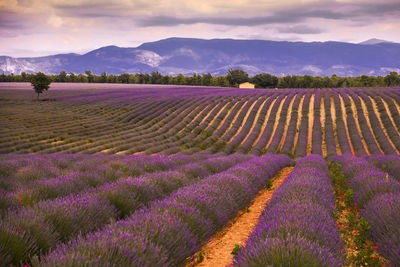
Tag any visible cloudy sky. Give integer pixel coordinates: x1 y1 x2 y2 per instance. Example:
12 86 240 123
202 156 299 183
1 0 400 57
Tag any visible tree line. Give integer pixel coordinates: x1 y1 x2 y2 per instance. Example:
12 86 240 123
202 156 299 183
1 69 400 88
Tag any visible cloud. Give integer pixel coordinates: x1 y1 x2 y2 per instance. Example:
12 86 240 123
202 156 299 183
52 2 127 18
0 0 399 57
0 9 26 29
138 15 302 27
138 1 400 27
277 25 325 34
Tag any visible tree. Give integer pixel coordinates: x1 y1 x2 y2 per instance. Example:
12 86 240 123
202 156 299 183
78 74 88 83
100 72 107 83
57 71 67 82
251 73 278 88
226 69 249 87
85 70 94 83
150 71 163 84
119 73 131 84
384 72 400 86
31 72 51 100
202 73 212 86
21 72 27 81
69 72 77 82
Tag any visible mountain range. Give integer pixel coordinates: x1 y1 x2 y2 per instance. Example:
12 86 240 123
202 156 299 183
1 38 399 76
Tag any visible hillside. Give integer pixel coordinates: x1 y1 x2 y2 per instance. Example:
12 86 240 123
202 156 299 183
1 38 400 76
1 83 400 158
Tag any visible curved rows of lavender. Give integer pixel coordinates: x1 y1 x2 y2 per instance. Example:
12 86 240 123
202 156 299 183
1 85 400 266
1 86 400 157
31 154 292 266
0 153 259 265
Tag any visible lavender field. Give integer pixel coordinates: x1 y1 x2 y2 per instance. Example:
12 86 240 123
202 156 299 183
1 83 400 157
0 83 399 266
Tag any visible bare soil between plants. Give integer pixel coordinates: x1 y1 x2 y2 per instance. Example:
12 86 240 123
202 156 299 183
186 166 294 267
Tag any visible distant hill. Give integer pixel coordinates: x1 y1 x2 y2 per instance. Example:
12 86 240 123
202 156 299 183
359 38 393 45
1 37 399 76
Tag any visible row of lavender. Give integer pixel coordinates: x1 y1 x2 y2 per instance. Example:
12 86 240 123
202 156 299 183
0 153 211 212
0 153 254 265
135 87 400 157
234 155 344 266
0 87 264 155
365 154 400 182
335 155 400 264
2 86 400 156
32 154 292 266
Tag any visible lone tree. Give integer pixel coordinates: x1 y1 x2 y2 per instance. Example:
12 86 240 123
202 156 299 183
31 72 51 100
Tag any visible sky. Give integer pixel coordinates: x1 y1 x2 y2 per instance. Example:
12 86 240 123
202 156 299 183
0 0 400 57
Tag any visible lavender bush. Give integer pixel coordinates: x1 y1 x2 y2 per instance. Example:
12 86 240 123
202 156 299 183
365 154 400 181
323 89 338 160
36 154 292 266
355 90 396 154
234 155 344 267
346 89 382 155
0 154 250 264
294 90 313 158
335 155 400 265
281 91 303 155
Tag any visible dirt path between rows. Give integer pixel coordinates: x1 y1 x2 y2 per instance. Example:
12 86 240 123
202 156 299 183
292 94 305 155
330 91 342 155
186 166 294 267
306 90 315 155
320 91 327 158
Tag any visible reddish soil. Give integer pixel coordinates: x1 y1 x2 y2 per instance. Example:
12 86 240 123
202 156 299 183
320 93 327 158
292 94 305 155
330 92 342 155
186 166 294 267
306 91 315 155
